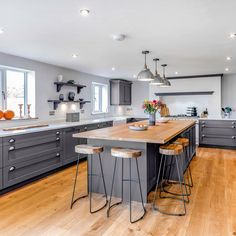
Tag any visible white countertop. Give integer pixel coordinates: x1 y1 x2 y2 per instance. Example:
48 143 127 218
199 116 236 121
0 116 140 137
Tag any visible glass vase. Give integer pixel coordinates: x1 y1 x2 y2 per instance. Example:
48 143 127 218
149 112 156 126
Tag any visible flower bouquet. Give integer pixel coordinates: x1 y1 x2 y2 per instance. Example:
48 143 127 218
142 99 162 126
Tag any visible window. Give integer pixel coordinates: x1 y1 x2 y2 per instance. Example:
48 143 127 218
92 82 108 114
0 66 35 118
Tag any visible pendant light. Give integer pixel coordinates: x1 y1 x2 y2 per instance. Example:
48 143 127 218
150 58 164 85
160 64 171 87
137 51 154 81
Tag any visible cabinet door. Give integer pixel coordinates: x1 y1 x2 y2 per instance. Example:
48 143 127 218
0 138 2 168
124 84 131 105
0 168 2 190
63 127 81 165
119 83 125 105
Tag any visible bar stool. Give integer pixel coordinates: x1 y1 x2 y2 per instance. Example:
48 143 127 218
152 144 188 216
107 147 146 223
172 137 193 190
70 144 108 213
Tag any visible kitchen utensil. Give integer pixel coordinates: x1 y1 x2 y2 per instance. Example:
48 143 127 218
68 92 75 101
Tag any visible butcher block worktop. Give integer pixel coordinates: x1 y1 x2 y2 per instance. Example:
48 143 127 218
73 120 196 144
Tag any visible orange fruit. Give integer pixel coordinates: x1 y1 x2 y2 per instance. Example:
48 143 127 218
0 110 3 119
4 110 15 120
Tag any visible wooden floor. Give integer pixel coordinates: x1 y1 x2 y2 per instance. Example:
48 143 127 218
1 147 236 236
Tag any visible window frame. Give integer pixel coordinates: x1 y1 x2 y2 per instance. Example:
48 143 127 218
91 82 108 114
0 66 31 116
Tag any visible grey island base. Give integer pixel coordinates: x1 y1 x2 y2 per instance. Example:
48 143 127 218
73 120 196 203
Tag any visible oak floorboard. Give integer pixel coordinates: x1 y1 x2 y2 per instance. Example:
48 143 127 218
0 147 236 236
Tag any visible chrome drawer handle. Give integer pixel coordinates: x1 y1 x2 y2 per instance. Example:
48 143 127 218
56 131 60 135
98 124 100 128
56 137 60 141
232 126 235 129
8 138 15 143
9 166 15 172
202 135 205 138
9 146 15 151
232 136 235 139
232 122 235 125
84 127 87 130
202 125 205 128
56 153 60 157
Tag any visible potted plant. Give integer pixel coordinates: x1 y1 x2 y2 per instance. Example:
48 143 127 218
142 99 162 126
222 107 233 119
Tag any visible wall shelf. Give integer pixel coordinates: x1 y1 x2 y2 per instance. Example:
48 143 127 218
155 91 214 96
48 100 91 110
54 82 86 93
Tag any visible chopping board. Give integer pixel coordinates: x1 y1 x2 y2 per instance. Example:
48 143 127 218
160 104 170 117
3 124 49 131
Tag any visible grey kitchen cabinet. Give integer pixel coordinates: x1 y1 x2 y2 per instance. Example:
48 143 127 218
2 130 63 188
63 121 113 165
0 138 2 168
110 79 132 105
0 168 2 190
0 139 3 190
199 120 236 148
63 126 81 165
3 130 62 167
0 121 114 191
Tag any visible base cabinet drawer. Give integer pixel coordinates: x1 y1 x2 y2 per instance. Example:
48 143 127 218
3 142 62 166
3 130 62 150
200 135 236 147
0 168 3 190
3 151 62 188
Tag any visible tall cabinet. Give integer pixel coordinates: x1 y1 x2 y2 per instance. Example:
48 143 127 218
110 79 132 105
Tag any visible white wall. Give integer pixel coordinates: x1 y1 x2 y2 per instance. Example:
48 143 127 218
126 81 149 117
222 74 236 118
149 76 222 117
0 52 126 126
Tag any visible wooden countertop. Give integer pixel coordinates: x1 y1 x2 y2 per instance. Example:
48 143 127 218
73 120 196 144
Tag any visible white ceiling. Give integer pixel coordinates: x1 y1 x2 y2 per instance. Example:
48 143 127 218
0 0 236 79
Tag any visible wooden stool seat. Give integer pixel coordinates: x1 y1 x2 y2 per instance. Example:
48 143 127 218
75 145 103 155
111 147 142 159
173 138 189 147
159 144 183 155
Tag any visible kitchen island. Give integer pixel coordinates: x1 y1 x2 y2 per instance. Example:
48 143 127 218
73 120 196 202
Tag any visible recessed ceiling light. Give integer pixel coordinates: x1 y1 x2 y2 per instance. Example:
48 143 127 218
225 67 229 72
72 54 78 58
175 72 179 75
229 33 236 38
226 56 231 61
80 8 90 16
112 34 126 41
0 28 4 34
111 67 115 71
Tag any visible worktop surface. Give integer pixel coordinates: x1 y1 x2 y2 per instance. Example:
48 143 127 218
0 116 130 137
73 120 196 144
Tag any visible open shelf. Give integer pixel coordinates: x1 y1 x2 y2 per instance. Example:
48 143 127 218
155 91 214 96
48 100 91 110
54 82 86 93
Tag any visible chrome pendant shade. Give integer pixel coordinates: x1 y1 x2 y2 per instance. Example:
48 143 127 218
150 58 164 85
160 64 171 87
137 51 154 81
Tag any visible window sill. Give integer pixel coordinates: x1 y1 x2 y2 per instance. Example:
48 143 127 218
91 112 109 115
0 117 39 122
